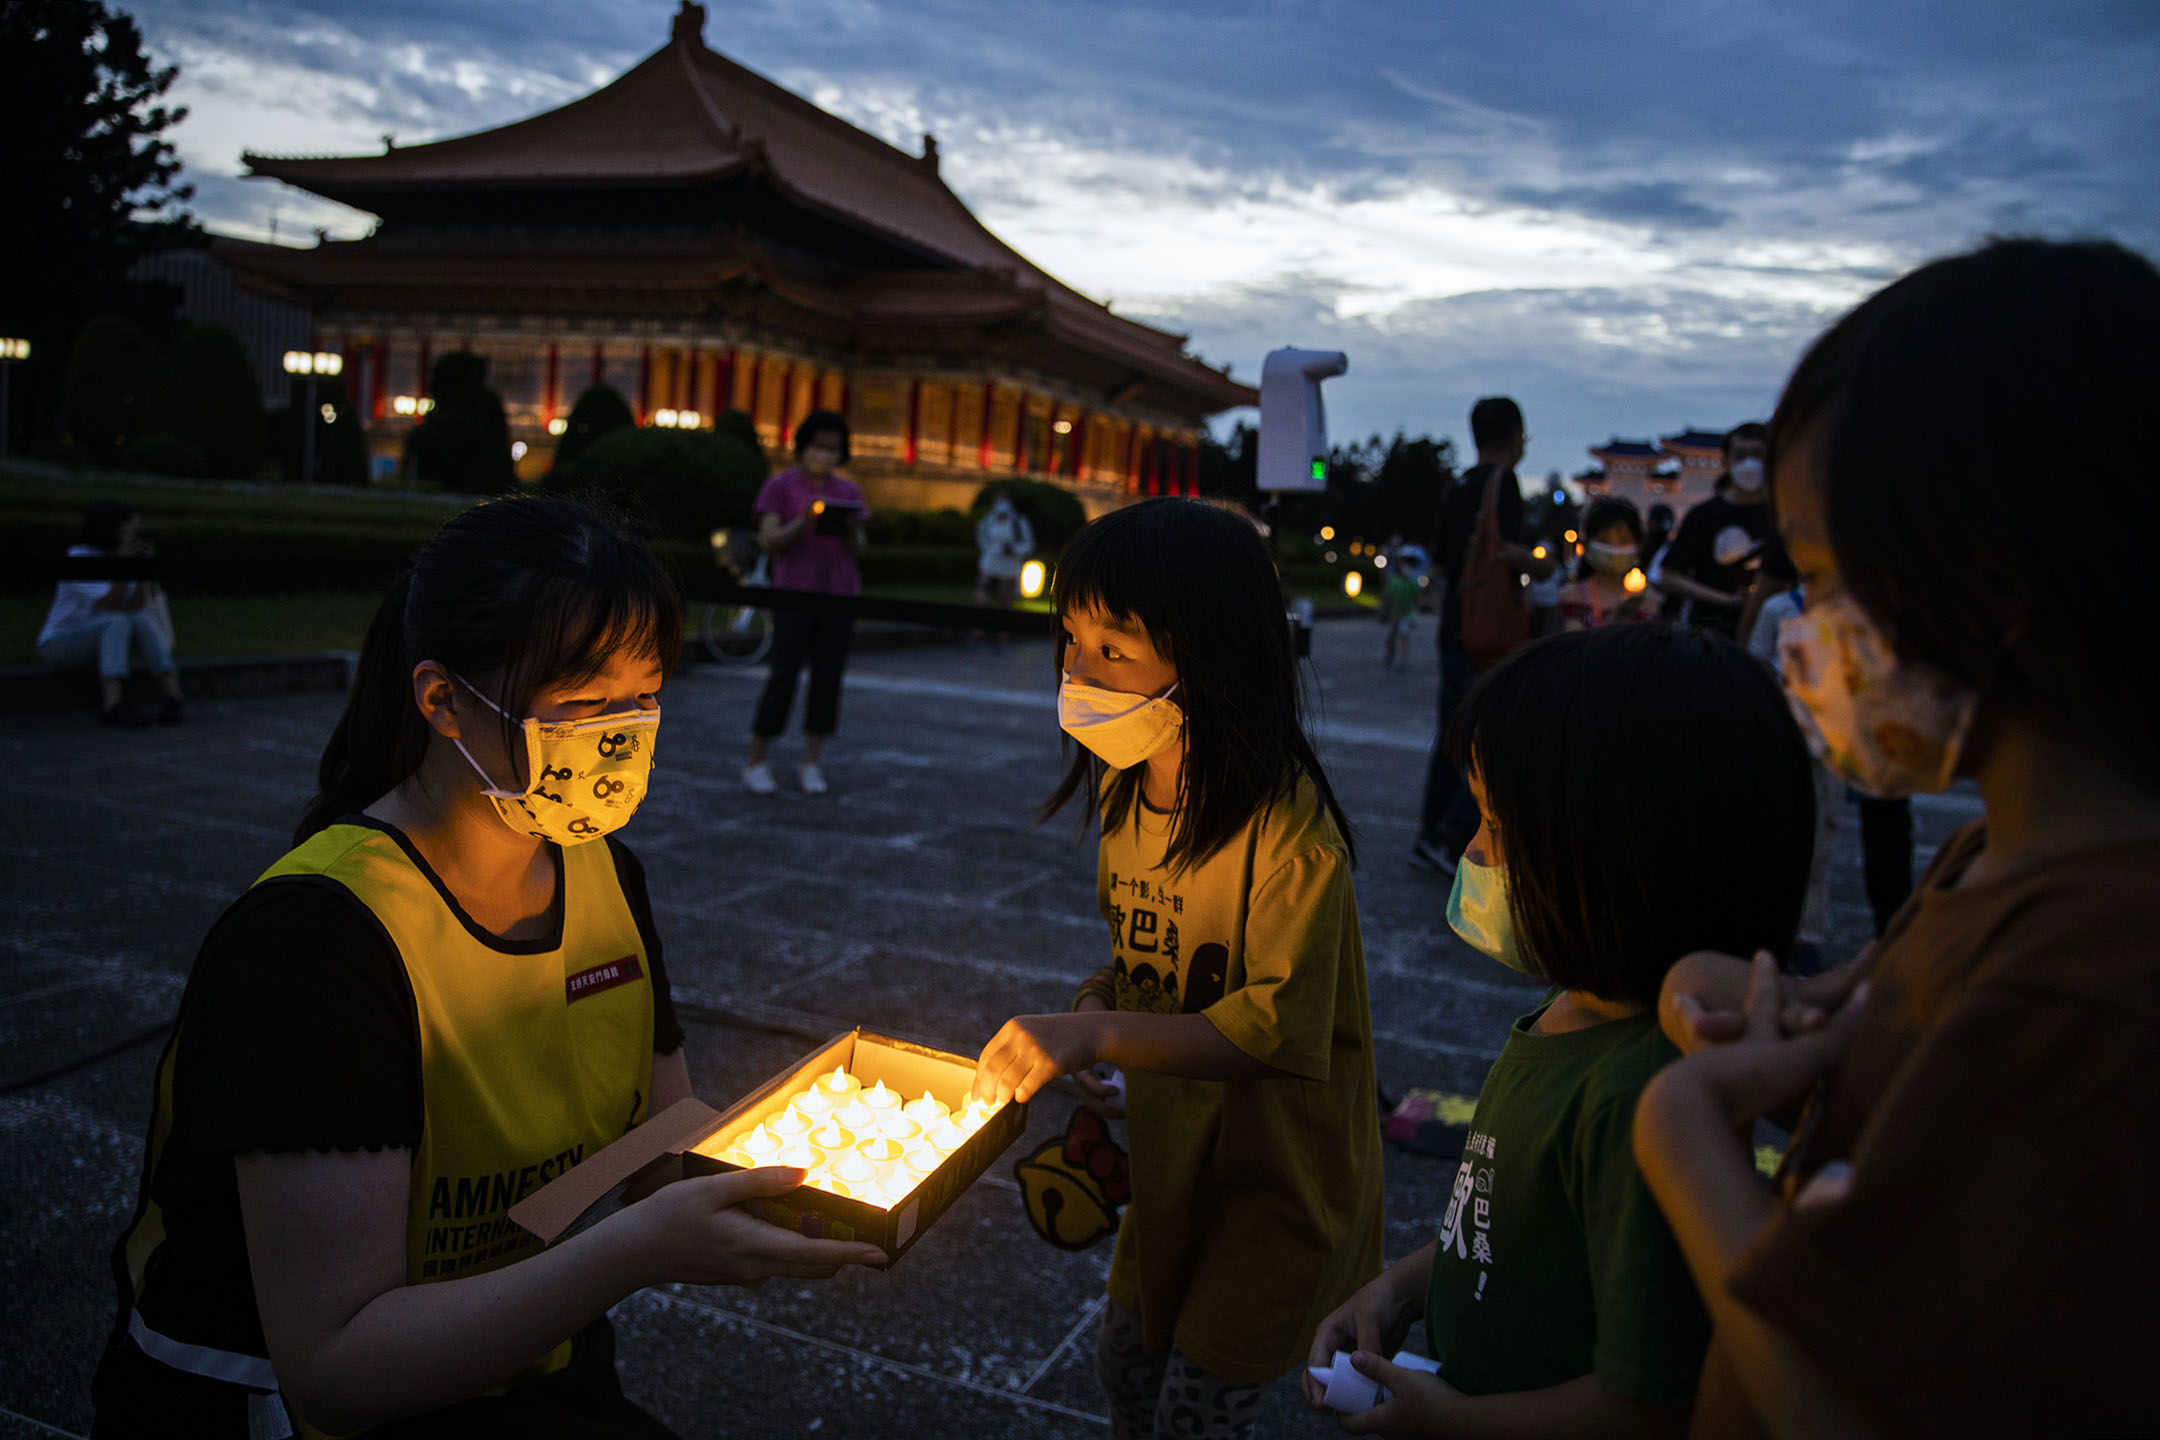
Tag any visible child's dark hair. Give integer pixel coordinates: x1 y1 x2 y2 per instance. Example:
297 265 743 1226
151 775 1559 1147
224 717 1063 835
297 495 682 842
793 409 850 465
1770 236 2160 787
80 501 137 552
1043 497 1354 872
1449 624 1813 1004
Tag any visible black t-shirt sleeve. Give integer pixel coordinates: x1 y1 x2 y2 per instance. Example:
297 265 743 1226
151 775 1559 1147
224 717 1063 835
1661 502 1717 580
174 880 425 1155
1757 527 1797 585
607 836 684 1056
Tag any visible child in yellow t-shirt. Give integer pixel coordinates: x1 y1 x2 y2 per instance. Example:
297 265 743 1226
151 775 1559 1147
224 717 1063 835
974 497 1385 1440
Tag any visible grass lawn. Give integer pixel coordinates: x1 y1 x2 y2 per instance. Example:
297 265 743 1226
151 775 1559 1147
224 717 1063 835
2 591 386 667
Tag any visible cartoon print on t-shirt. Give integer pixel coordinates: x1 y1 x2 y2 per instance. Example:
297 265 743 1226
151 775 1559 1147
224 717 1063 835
1108 872 1215 1016
1182 943 1229 1013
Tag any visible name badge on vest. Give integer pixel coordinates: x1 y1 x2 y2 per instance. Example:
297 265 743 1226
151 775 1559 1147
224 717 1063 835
566 953 645 1004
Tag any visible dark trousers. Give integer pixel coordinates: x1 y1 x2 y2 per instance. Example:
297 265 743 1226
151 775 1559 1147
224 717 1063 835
1857 795 1915 935
1418 646 1483 853
752 608 854 739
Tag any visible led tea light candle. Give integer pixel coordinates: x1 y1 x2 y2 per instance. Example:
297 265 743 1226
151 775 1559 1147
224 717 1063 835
828 1152 879 1189
925 1119 967 1155
865 1173 914 1209
813 1065 861 1099
814 1174 857 1200
808 1120 855 1154
768 1109 813 1140
773 1142 821 1171
861 1078 901 1112
956 1098 998 1133
790 1087 837 1119
735 1123 782 1163
856 1137 905 1176
874 1112 922 1143
833 1098 877 1130
902 1145 940 1181
901 1090 949 1124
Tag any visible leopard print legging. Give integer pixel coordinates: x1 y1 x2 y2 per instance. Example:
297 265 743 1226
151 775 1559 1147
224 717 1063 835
1094 1301 1262 1440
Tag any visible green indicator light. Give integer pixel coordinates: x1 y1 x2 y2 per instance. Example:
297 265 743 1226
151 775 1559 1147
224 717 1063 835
1310 459 1326 480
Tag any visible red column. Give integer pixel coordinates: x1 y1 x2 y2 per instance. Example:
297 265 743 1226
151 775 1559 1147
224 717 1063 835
636 345 651 424
778 360 797 441
1124 424 1141 493
944 382 960 466
1012 391 1029 472
904 378 921 465
979 381 995 468
370 342 388 420
741 352 761 433
542 343 560 426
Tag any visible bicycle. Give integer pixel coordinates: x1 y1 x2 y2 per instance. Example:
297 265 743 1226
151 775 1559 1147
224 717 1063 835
700 528 773 666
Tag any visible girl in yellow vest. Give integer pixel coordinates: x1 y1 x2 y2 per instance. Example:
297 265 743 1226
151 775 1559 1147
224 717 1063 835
92 497 885 1439
973 497 1386 1440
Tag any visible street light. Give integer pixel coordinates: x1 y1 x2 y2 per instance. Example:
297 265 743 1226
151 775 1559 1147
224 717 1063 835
284 350 343 484
0 336 28 462
1019 558 1047 600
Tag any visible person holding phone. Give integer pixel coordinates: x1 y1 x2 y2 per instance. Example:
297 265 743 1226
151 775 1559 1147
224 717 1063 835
37 500 186 726
743 410 867 797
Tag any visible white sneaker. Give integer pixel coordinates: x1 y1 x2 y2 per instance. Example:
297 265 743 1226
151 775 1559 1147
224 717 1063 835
741 762 777 795
798 763 829 795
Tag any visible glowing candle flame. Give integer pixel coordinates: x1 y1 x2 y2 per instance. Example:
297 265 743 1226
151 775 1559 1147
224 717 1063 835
956 1098 997 1133
834 1099 876 1130
874 1112 922 1142
902 1090 949 1123
816 1175 857 1199
774 1142 820 1170
903 1146 940 1178
769 1109 812 1139
857 1137 904 1167
808 1121 854 1153
1624 567 1648 594
925 1119 967 1154
738 1123 781 1157
862 1078 900 1111
829 1153 878 1185
791 1087 837 1118
817 1065 860 1097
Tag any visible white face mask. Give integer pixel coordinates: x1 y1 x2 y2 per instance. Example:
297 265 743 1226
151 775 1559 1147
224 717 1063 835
1776 594 1975 797
1058 674 1183 770
1587 541 1636 577
1730 457 1767 493
449 672 659 844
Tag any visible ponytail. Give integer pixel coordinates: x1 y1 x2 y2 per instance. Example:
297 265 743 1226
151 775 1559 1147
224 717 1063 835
296 570 433 843
292 496 681 845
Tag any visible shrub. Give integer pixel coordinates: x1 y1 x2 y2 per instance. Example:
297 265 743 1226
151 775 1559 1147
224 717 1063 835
713 408 767 471
541 424 766 546
858 545 979 587
551 384 635 471
866 507 974 547
62 313 154 466
273 375 369 486
128 431 209 478
138 324 264 478
972 477 1085 553
406 351 515 492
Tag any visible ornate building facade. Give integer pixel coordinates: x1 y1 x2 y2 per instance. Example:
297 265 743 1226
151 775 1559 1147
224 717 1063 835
1577 427 1731 516
217 3 1253 511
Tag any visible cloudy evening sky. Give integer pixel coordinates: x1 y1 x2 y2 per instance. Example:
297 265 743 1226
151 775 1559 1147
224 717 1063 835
129 0 2160 482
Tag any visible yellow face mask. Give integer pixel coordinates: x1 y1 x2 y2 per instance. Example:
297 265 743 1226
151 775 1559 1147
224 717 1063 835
449 672 658 844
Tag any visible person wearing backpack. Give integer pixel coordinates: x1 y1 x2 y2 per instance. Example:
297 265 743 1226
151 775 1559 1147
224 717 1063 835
1410 397 1554 877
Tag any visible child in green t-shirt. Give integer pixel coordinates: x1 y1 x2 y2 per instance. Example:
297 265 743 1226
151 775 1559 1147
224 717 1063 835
1306 623 1817 1435
1378 562 1421 669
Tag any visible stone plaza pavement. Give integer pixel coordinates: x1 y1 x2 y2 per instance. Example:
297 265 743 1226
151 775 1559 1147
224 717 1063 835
0 616 1980 1440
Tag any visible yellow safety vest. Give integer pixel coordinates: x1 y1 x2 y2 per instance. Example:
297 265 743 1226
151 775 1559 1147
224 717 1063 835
123 820 655 1437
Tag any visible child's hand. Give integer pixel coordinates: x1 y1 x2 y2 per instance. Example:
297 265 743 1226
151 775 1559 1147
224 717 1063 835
1304 1281 1418 1410
1663 944 1874 1055
973 1013 1106 1106
1337 1352 1458 1436
1073 1064 1126 1118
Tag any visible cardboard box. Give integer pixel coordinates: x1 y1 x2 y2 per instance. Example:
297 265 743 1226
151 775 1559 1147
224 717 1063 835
510 1028 1027 1263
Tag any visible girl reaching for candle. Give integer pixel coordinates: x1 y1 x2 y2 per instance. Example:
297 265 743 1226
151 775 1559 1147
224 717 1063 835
972 497 1385 1440
92 497 885 1440
1304 622 1818 1438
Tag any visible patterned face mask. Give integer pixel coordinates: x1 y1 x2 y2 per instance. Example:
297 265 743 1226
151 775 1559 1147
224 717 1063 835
448 671 659 844
1058 675 1184 771
1777 593 1975 798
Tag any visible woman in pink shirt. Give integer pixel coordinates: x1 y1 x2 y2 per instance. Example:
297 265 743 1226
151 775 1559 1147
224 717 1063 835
743 411 868 796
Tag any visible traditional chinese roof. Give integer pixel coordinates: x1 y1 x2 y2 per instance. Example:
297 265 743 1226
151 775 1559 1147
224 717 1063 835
1592 438 1662 458
1660 428 1729 451
235 2 1252 415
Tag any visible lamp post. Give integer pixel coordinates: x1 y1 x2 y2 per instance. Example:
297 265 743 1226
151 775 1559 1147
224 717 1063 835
282 349 344 483
0 337 28 462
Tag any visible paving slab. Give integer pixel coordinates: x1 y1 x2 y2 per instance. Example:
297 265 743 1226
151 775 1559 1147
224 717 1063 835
0 618 1975 1438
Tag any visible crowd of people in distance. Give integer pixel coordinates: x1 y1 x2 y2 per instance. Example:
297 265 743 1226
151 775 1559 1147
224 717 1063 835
81 233 2157 1440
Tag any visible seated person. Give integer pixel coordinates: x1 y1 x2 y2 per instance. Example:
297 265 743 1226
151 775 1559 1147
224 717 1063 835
37 501 183 726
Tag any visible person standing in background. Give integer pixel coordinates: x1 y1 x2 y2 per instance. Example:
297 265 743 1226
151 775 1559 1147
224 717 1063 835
743 411 866 797
1411 397 1554 876
1654 424 1777 638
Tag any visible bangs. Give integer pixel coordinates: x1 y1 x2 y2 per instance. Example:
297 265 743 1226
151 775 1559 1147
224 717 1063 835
495 520 683 716
1052 513 1178 661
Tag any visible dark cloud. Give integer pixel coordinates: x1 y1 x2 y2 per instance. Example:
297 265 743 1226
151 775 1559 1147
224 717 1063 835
1495 181 1729 231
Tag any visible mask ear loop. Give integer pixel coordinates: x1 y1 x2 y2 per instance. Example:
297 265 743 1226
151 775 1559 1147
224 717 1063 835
443 668 527 800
